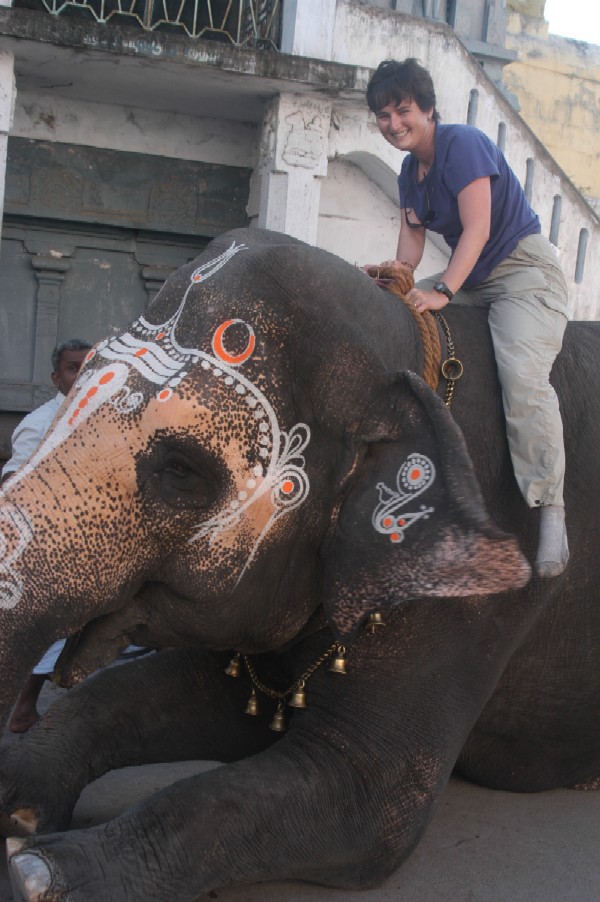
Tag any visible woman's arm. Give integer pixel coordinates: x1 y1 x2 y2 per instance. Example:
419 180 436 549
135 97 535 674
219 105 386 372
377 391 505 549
395 215 426 271
408 177 491 313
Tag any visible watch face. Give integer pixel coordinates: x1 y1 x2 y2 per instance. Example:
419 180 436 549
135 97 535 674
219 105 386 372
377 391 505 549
434 281 451 299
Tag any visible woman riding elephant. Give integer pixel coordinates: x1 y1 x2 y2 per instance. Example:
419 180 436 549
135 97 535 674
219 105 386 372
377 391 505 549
365 58 569 578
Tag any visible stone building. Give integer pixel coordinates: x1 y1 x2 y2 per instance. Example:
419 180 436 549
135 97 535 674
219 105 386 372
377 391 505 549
503 0 600 214
0 0 597 458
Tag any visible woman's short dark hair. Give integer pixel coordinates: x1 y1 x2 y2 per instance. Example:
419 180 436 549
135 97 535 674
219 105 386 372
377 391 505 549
366 59 440 122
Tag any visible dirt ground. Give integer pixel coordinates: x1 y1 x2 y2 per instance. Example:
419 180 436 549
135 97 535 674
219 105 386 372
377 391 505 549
1 682 599 902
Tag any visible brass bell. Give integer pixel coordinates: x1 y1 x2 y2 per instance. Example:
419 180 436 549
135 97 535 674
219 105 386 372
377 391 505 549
225 653 241 677
366 612 385 633
328 646 347 675
288 682 307 709
245 689 259 716
269 704 286 732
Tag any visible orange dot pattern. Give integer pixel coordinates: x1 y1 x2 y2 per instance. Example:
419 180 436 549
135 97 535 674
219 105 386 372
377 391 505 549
68 371 115 426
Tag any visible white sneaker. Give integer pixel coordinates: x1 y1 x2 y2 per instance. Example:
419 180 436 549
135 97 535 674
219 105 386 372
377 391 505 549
535 505 569 578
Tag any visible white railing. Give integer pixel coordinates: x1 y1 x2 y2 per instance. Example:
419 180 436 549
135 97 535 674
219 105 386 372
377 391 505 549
18 0 282 46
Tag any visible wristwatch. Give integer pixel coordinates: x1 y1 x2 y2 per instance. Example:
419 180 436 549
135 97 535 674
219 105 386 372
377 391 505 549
433 281 454 302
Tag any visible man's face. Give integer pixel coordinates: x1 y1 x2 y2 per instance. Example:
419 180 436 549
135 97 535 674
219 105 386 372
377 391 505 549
51 349 89 396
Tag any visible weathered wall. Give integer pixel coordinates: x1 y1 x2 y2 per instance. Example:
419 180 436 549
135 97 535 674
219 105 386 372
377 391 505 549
503 7 600 214
13 92 258 168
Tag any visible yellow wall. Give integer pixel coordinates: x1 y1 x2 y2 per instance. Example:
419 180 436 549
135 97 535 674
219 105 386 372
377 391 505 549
503 4 600 212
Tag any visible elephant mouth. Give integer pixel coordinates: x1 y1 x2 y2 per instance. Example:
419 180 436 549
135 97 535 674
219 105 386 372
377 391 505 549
53 596 154 687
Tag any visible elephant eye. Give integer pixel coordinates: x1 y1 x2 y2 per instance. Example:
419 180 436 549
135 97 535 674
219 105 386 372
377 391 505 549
136 435 225 512
157 452 220 504
163 459 193 477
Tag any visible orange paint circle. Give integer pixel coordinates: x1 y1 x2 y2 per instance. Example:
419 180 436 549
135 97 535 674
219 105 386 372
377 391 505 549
212 320 255 366
390 532 400 542
383 517 393 528
410 468 421 481
99 372 115 385
281 480 294 494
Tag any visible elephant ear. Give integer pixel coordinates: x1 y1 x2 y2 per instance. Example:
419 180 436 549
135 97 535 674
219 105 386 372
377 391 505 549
321 371 531 641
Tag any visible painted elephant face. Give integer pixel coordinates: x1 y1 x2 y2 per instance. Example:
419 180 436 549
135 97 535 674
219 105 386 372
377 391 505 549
0 229 529 702
0 239 334 658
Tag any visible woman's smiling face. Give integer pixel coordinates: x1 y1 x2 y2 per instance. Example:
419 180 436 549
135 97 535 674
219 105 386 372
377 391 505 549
375 97 435 158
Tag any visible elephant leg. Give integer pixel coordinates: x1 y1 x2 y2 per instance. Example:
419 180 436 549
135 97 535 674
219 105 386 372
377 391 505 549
0 648 278 837
6 730 445 902
6 603 524 902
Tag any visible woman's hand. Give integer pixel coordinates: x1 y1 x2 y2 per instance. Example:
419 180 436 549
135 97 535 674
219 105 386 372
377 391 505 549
406 287 449 313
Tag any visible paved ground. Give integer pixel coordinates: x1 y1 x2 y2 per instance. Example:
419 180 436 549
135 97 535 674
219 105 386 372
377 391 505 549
1 683 599 902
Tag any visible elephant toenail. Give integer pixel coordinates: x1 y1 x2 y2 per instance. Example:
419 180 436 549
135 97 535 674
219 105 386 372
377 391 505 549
9 851 53 901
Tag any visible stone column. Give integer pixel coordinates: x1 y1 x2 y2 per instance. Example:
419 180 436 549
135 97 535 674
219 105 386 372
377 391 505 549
249 93 331 246
0 50 16 235
31 255 72 405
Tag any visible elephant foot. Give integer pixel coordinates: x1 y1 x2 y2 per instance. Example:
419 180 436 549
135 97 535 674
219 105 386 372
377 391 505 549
0 737 80 836
4 824 150 902
7 843 57 902
0 808 39 838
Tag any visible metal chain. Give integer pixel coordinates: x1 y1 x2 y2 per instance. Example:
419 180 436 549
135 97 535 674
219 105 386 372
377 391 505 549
242 642 344 701
433 311 464 407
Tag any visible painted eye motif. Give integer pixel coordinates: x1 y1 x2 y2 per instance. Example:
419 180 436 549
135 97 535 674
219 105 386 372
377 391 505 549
212 320 255 367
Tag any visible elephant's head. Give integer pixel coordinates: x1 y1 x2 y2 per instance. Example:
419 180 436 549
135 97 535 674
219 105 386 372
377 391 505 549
0 229 529 725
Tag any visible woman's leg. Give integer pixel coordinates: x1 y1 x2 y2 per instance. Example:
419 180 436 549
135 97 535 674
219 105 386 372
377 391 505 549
482 239 568 575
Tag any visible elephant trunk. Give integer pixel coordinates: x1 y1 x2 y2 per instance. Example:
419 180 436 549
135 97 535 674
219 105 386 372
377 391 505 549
0 473 143 730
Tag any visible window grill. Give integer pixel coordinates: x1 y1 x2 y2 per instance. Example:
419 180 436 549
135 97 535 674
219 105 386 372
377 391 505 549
21 0 282 48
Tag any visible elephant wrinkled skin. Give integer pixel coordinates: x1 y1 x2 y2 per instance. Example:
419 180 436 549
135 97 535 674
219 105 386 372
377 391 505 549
0 229 598 902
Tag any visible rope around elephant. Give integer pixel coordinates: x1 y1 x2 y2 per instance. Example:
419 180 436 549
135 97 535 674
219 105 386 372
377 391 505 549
365 266 462 406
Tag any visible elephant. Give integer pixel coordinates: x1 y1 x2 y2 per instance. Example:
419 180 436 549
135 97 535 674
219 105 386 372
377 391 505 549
0 227 598 902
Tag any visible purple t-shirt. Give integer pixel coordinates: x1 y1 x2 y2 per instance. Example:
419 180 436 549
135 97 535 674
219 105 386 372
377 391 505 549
398 124 540 286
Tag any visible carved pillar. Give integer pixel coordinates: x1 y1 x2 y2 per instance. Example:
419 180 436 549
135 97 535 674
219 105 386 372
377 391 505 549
31 255 72 405
249 93 331 245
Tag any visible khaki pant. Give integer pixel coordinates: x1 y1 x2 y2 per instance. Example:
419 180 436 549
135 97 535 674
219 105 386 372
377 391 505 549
419 234 568 508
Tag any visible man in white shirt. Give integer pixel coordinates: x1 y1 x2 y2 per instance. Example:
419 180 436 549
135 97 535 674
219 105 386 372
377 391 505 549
1 339 92 482
2 338 92 731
